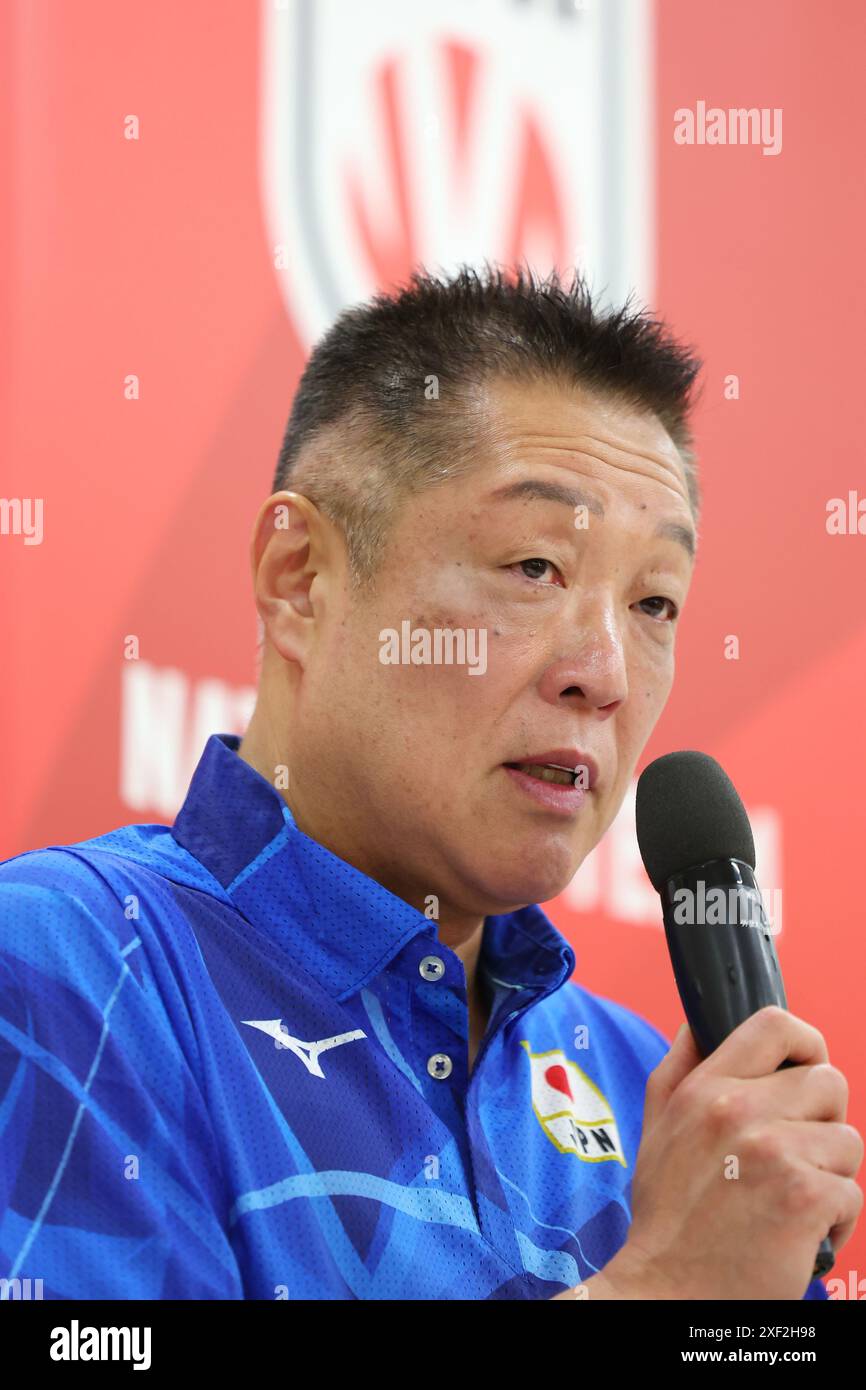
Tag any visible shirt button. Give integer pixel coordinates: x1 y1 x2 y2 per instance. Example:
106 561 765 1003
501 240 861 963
427 1053 453 1080
419 955 446 982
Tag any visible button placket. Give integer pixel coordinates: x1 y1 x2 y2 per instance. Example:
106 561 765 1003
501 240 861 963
418 954 456 1081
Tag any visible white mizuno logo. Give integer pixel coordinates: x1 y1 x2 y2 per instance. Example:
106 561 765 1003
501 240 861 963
241 1019 366 1078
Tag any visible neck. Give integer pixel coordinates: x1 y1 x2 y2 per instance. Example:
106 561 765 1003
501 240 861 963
238 718 492 1065
440 916 491 1072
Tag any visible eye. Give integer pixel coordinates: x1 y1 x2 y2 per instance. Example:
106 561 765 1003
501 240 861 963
511 558 565 586
636 596 679 623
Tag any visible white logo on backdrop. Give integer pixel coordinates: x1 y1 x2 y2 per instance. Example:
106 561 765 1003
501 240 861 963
260 0 655 345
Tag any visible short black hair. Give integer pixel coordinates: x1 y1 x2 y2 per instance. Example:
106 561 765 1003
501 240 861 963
273 263 703 584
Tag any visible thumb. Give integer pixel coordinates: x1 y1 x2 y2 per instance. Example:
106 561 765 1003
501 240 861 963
643 1021 703 1126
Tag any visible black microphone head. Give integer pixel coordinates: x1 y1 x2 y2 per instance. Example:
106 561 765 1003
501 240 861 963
635 750 756 891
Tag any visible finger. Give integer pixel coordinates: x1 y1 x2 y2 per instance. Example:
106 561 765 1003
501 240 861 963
739 1120 864 1182
821 1172 865 1255
698 1006 829 1080
643 1022 703 1125
732 1062 849 1126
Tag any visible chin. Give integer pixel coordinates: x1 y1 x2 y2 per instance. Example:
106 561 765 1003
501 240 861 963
471 849 581 915
479 880 571 914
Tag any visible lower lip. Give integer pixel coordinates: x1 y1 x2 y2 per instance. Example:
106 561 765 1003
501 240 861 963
502 765 589 815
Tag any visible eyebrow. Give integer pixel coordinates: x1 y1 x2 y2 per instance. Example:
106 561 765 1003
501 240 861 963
487 478 697 560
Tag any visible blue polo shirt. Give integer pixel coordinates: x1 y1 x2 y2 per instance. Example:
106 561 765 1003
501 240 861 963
0 734 827 1300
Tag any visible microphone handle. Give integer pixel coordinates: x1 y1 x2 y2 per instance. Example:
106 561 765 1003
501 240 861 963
661 857 834 1280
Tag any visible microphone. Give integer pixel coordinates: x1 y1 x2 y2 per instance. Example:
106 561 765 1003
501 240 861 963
635 749 834 1281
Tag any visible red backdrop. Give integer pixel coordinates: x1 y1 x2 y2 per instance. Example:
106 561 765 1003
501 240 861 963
3 0 864 1294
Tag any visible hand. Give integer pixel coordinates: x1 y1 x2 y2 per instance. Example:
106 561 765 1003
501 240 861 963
553 1008 863 1300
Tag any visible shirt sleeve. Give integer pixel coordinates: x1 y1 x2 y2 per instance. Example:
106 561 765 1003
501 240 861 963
0 869 242 1299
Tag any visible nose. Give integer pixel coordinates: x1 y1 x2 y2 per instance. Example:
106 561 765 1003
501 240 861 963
536 603 628 715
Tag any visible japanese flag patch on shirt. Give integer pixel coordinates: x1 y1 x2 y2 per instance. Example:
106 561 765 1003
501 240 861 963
521 1041 627 1166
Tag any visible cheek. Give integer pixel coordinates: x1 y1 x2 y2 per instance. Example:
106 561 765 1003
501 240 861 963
612 663 675 785
631 631 675 700
316 619 504 767
368 588 515 714
374 644 507 729
647 656 675 719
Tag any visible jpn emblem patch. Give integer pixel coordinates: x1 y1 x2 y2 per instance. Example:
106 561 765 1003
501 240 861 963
520 1042 627 1166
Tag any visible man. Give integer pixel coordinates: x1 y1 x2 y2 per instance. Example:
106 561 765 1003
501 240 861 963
0 268 859 1300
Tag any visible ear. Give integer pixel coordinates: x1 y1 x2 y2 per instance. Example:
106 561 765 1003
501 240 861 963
250 491 337 666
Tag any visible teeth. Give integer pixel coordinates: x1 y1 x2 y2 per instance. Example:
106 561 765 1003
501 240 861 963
518 762 576 786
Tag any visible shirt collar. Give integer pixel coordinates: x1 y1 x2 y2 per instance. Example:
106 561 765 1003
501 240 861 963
172 733 576 1002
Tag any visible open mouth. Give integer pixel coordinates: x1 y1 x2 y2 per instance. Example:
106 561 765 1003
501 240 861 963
503 761 582 787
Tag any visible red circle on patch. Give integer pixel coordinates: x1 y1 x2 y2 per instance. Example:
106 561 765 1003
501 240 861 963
544 1064 573 1100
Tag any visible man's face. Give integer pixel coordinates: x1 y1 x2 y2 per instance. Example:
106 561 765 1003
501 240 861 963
292 378 696 921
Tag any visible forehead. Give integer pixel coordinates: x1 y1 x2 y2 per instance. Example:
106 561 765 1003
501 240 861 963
474 375 692 513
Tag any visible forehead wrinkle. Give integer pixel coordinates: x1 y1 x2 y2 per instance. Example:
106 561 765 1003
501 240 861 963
503 428 691 505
